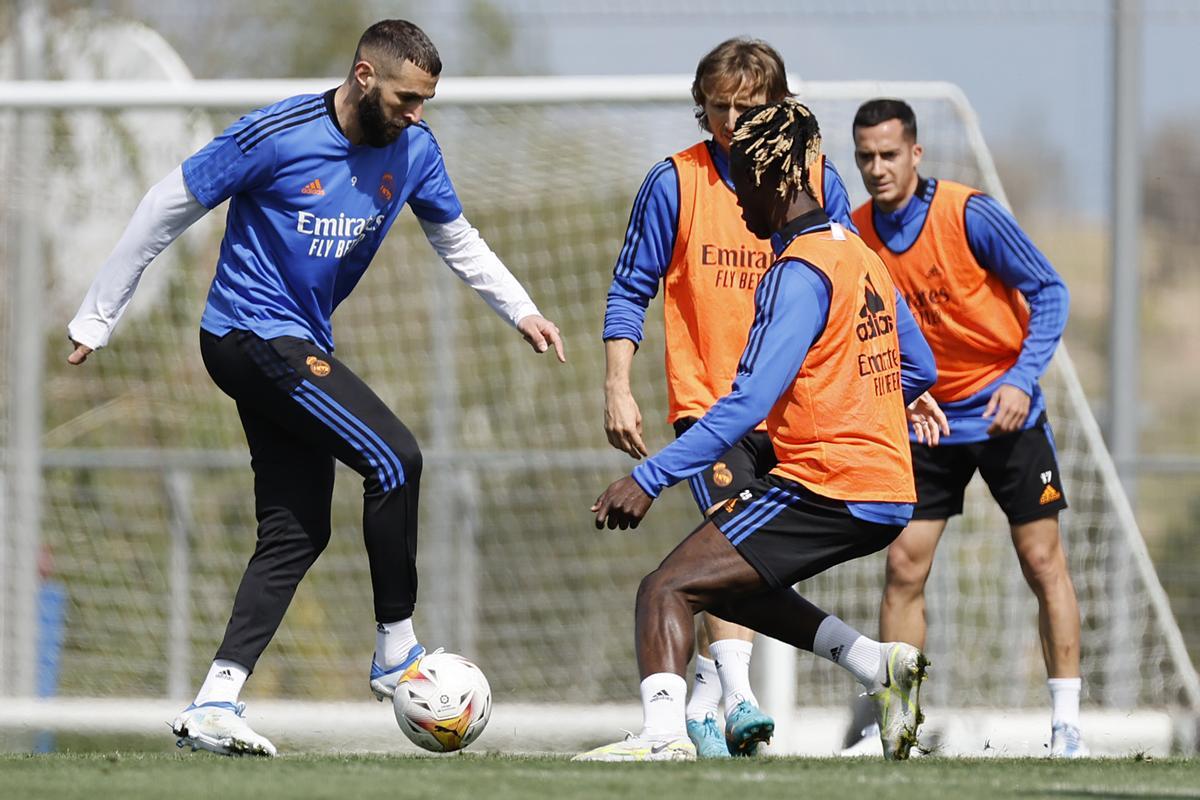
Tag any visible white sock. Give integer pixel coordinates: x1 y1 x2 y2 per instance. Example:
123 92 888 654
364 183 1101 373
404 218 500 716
685 655 722 722
375 617 419 668
1048 677 1082 727
813 615 882 687
708 639 759 714
193 659 248 707
640 673 688 738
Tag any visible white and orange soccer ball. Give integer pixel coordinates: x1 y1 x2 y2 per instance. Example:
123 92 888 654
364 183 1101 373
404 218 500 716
392 651 492 753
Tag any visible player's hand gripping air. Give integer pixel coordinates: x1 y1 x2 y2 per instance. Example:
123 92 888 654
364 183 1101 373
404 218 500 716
983 383 1031 435
517 314 566 362
907 391 950 446
592 475 653 530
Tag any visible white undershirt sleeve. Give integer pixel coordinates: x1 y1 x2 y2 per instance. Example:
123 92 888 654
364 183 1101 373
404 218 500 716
417 214 540 328
67 166 209 350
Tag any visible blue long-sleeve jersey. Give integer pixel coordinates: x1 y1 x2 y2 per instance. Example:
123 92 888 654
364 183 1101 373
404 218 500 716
868 178 1069 444
631 210 937 526
603 142 856 345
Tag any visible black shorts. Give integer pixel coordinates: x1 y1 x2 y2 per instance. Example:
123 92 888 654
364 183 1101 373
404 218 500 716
673 418 777 514
707 474 903 589
911 413 1068 524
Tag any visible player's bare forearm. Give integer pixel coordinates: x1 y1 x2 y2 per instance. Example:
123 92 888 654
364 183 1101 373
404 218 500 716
592 474 654 530
603 339 648 458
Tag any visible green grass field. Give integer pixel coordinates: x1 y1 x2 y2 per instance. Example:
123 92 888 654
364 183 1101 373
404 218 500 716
1 753 1197 800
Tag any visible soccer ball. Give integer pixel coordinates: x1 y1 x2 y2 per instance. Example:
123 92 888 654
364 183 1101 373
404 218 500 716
392 651 492 752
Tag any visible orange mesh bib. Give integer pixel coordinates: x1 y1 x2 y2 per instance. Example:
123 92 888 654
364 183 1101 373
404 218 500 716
664 142 826 422
765 225 915 503
852 180 1029 403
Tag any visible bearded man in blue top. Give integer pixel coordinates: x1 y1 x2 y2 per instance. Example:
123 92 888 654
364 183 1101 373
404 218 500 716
67 19 563 757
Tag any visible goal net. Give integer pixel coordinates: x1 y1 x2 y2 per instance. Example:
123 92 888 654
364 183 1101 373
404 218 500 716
1 75 1196 755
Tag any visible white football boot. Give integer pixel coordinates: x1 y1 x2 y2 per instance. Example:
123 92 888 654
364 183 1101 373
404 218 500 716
1049 722 1089 758
573 732 697 762
369 643 426 701
171 701 276 757
866 642 930 760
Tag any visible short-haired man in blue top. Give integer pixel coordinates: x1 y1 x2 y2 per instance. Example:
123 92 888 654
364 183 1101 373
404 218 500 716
67 19 563 756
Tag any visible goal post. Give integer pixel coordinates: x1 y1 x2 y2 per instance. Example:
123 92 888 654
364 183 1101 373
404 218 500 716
0 75 1195 756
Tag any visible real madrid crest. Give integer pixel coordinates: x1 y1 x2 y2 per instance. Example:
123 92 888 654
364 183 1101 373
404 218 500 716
306 355 331 377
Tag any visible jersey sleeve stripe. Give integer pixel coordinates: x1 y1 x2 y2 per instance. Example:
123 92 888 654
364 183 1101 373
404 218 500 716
614 160 673 279
238 109 329 154
967 196 1058 284
737 265 786 373
234 98 325 150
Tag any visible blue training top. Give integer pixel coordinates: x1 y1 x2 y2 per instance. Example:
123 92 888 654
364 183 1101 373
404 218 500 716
183 90 463 352
631 209 938 527
868 178 1070 444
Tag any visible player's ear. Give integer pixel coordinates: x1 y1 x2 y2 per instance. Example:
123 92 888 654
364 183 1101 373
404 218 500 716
911 141 924 168
353 59 377 93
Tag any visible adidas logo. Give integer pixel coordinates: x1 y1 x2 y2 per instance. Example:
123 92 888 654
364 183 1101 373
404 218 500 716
694 673 707 684
855 274 894 342
215 668 233 681
1039 485 1062 505
829 645 844 663
649 689 673 703
301 178 325 196
926 264 943 279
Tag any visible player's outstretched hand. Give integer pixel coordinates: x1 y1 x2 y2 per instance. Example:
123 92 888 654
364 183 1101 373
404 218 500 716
983 383 1030 436
517 315 566 362
592 475 653 530
604 388 648 459
907 391 950 446
67 339 93 366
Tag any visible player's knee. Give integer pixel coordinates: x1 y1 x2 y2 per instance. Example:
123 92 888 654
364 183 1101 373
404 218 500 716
885 544 932 593
396 439 422 484
636 568 691 608
1017 538 1067 587
258 507 330 558
374 434 421 491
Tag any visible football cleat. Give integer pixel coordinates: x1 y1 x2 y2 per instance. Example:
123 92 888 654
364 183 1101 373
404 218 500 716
573 732 697 762
1049 722 1089 758
867 642 929 761
369 643 426 701
171 701 276 757
724 699 774 756
686 713 731 759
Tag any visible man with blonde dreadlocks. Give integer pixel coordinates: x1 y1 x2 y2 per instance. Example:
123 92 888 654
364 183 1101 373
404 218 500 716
601 37 859 759
577 99 945 763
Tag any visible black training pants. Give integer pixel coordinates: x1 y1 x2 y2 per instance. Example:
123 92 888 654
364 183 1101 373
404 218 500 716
200 329 422 671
